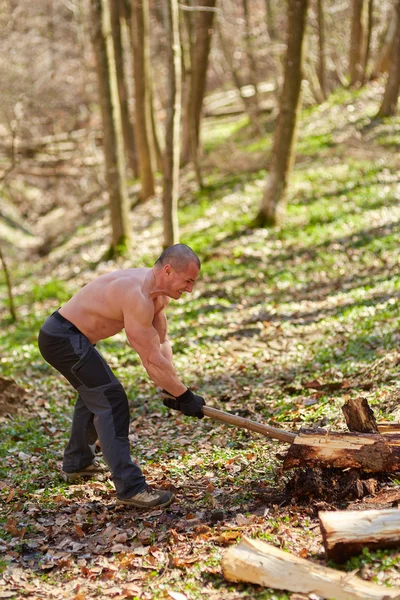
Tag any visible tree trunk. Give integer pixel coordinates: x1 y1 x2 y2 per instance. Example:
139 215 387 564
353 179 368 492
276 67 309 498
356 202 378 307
89 0 131 255
378 0 400 117
254 0 309 227
221 536 400 600
242 0 263 132
316 0 327 99
362 0 374 83
371 6 398 79
109 0 138 176
283 428 400 472
131 0 155 200
162 0 181 247
181 0 217 184
264 0 276 41
180 0 194 166
349 0 367 87
319 509 400 563
0 245 17 322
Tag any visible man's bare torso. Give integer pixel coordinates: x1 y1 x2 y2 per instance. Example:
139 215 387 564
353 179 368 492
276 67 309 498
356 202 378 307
59 268 166 344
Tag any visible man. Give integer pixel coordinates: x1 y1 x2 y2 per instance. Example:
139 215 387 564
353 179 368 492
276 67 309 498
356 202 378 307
38 244 205 509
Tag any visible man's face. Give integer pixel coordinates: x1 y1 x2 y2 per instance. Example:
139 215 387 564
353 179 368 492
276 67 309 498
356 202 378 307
165 262 200 299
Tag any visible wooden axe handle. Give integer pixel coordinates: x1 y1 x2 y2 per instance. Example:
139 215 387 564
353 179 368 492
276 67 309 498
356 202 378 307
203 406 296 443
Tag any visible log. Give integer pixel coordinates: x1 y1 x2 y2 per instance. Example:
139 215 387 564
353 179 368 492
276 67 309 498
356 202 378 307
283 429 400 472
319 509 400 562
378 423 400 434
342 398 379 433
221 536 400 600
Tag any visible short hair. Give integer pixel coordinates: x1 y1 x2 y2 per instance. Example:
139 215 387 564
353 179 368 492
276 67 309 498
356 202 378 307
154 244 201 271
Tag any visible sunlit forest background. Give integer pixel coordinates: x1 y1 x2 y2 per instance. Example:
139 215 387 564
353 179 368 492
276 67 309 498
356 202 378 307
1 1 400 599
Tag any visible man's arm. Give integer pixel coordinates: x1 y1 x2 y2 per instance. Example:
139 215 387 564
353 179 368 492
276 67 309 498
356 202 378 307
123 293 186 397
153 306 174 364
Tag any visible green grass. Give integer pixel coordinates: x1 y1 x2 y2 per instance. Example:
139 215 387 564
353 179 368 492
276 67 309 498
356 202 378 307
1 84 400 599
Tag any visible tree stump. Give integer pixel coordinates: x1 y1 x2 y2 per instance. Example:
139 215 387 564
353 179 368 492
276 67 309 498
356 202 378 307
342 398 379 433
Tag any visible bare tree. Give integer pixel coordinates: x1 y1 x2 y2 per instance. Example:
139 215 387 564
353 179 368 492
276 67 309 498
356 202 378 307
316 0 327 98
378 0 400 116
90 0 131 255
242 0 263 131
162 0 182 247
265 0 277 41
0 244 17 322
371 4 398 79
131 0 155 200
362 0 374 83
349 0 367 87
254 0 309 227
109 0 138 176
180 0 217 187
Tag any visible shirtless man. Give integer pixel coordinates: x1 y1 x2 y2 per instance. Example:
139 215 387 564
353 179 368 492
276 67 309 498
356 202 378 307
38 244 205 509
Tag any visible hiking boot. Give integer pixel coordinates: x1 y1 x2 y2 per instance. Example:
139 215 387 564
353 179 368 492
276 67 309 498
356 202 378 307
62 461 105 482
116 485 175 509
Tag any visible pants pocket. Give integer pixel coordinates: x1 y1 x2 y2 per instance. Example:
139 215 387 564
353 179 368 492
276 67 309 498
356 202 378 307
71 346 112 388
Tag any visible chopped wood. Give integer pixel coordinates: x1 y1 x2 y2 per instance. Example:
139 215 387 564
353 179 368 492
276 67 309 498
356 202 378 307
221 536 400 600
378 423 400 434
319 508 400 562
342 397 379 433
283 429 400 472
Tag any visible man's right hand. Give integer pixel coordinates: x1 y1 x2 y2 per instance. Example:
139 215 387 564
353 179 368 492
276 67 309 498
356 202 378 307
163 388 205 419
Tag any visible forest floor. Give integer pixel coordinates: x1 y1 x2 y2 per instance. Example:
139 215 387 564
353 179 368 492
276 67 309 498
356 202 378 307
1 82 400 599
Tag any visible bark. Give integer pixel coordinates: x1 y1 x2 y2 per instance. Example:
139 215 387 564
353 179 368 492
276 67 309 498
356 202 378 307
162 0 181 247
221 536 400 600
131 0 155 200
181 0 217 185
109 0 138 176
283 428 400 472
242 0 262 129
362 0 374 83
319 509 400 563
254 0 309 227
0 245 17 322
316 0 327 99
349 0 367 87
89 0 131 254
179 0 194 166
342 397 379 433
264 0 276 41
371 7 398 78
378 0 400 117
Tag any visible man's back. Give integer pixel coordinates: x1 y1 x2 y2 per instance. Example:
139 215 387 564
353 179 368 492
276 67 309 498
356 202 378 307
59 268 154 343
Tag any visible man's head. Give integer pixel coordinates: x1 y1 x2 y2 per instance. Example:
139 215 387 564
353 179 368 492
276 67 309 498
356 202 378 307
154 244 201 299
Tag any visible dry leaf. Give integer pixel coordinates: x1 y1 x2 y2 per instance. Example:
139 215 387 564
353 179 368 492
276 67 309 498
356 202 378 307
167 591 188 600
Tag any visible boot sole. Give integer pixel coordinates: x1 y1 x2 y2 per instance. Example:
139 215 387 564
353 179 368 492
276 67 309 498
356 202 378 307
116 492 175 509
61 470 104 482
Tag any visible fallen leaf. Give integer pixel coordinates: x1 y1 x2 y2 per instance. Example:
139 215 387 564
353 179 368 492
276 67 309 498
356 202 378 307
167 591 188 600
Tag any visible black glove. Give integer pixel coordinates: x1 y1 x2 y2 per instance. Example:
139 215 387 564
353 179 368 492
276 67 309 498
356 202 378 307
178 388 205 419
162 390 181 411
163 388 205 419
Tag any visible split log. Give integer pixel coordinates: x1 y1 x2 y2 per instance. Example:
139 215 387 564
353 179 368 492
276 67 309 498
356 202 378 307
319 509 400 562
221 536 400 600
378 423 400 434
342 398 379 433
283 429 400 472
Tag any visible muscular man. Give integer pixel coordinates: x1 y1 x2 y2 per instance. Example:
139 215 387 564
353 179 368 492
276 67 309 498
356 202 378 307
38 244 205 509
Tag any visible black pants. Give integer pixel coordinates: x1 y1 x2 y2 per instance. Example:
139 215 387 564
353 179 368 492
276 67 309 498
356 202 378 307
38 311 146 499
